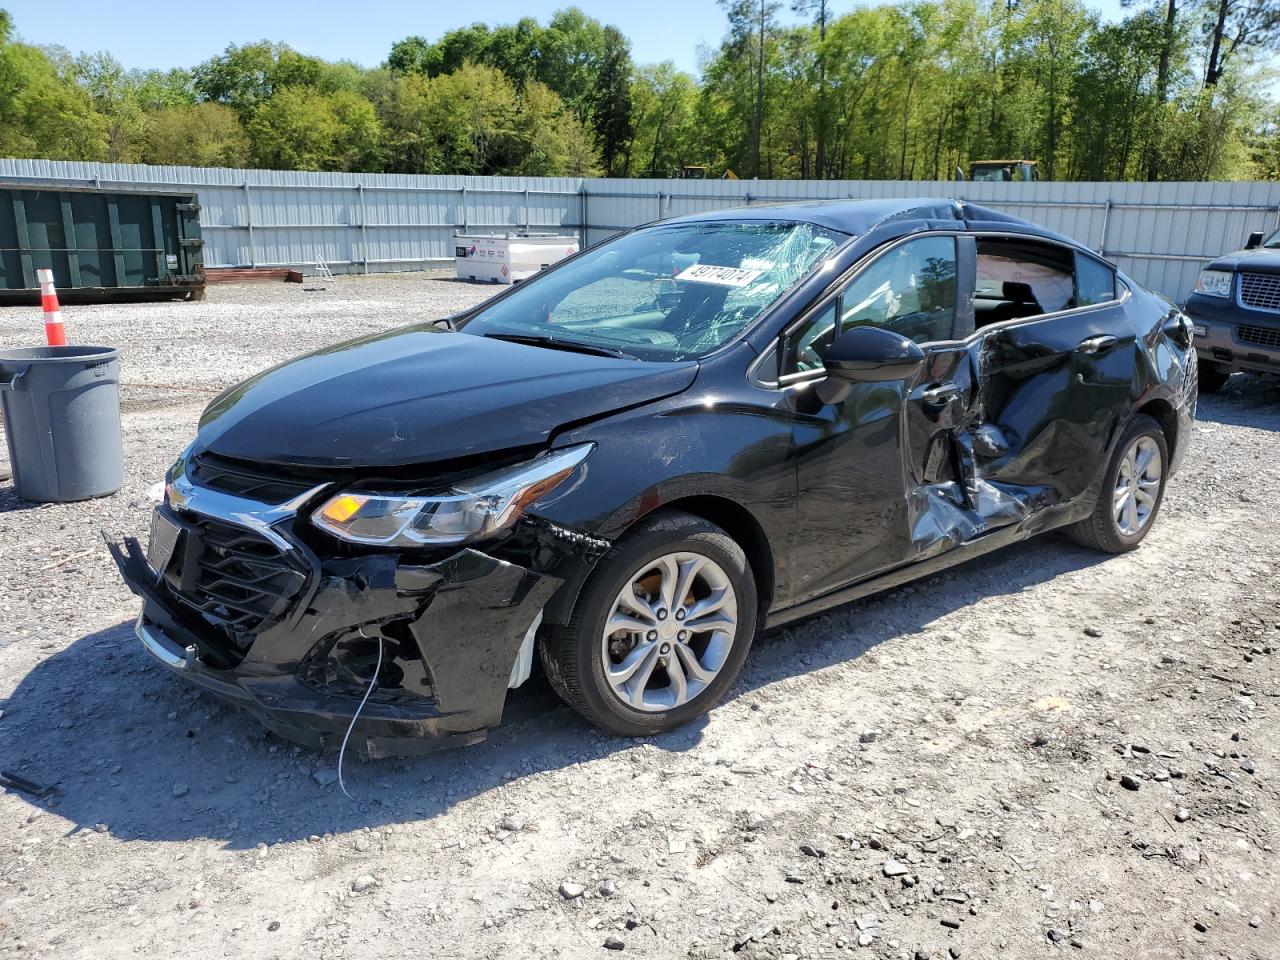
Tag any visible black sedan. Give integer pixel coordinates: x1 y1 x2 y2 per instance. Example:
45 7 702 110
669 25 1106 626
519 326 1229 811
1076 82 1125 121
110 198 1197 756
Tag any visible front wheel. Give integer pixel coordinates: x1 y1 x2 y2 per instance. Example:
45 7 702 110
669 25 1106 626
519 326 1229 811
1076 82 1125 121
1066 413 1169 554
540 511 757 737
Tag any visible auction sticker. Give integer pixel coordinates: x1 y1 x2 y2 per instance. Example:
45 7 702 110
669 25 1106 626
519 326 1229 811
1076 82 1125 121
675 264 764 287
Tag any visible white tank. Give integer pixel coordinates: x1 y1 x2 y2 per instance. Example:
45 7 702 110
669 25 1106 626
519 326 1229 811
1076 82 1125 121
454 233 581 285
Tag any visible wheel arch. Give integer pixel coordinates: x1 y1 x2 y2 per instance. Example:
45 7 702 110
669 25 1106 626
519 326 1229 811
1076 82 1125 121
539 494 777 631
1134 396 1179 462
656 495 776 619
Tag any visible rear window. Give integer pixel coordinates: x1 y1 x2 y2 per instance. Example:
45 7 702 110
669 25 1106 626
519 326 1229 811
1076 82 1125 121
1076 254 1116 306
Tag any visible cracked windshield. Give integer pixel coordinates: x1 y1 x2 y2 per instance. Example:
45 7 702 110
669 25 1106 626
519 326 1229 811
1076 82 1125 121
461 221 845 360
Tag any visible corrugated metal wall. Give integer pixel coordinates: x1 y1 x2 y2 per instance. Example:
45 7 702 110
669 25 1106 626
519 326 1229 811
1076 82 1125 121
5 158 1280 302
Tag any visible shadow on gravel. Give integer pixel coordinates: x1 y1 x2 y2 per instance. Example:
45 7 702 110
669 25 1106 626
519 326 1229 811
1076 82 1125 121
1 532 1107 850
0 487 45 513
1195 374 1280 431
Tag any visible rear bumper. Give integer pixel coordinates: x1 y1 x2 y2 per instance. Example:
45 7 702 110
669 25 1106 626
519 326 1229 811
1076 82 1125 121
1185 294 1280 375
108 533 562 757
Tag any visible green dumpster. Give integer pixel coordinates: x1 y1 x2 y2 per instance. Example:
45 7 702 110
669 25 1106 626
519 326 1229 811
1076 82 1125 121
0 181 205 304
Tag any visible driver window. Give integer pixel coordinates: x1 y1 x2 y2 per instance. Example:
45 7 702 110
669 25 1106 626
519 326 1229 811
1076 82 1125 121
839 236 956 345
782 237 957 377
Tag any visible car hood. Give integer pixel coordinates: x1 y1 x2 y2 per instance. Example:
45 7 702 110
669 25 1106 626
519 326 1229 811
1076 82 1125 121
1205 246 1280 273
193 325 698 469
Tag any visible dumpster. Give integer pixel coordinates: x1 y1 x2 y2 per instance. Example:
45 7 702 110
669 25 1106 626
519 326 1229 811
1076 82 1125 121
454 233 580 284
0 345 123 502
0 181 205 304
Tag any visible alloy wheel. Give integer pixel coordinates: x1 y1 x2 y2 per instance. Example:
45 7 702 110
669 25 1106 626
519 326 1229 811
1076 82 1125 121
600 552 738 712
1112 436 1162 536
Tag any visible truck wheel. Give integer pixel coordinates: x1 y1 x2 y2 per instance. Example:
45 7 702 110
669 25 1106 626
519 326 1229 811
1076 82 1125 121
1067 414 1169 554
1197 359 1229 394
540 511 757 737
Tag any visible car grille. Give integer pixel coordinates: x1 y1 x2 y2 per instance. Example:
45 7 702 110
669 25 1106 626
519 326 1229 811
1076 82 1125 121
169 515 308 642
1238 273 1280 311
190 452 321 504
1238 324 1280 349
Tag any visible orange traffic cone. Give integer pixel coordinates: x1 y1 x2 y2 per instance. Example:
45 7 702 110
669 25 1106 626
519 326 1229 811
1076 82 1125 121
37 268 67 346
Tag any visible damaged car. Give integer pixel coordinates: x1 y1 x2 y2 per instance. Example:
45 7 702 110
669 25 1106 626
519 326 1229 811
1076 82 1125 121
109 198 1197 757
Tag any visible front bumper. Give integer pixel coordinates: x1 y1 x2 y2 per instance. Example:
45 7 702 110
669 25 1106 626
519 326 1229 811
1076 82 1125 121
108 531 562 757
1185 293 1280 375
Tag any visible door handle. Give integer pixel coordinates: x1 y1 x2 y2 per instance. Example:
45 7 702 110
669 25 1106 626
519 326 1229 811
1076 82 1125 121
920 383 961 404
1076 334 1118 354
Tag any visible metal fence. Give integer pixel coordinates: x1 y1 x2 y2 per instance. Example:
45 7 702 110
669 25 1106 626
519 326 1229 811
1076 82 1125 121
5 158 1280 302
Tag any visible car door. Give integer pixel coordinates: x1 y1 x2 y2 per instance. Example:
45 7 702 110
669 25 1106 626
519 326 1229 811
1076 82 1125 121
785 233 983 604
966 245 1134 520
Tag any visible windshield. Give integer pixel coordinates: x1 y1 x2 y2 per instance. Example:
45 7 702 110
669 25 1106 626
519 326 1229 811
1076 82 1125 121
459 220 845 360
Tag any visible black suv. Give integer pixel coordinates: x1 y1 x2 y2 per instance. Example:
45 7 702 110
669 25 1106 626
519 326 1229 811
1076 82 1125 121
1184 228 1280 392
110 199 1197 756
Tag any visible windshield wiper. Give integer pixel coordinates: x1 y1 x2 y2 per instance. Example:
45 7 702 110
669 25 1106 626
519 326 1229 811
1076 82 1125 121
482 332 633 360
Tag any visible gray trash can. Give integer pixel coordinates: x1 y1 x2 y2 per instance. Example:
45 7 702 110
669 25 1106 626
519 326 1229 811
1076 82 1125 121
0 345 123 502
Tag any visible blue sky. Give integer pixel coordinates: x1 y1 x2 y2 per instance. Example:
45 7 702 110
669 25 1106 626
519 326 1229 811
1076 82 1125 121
6 0 1129 75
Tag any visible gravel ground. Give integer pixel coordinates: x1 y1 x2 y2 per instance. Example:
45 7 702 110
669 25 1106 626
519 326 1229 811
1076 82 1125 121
1 276 1278 960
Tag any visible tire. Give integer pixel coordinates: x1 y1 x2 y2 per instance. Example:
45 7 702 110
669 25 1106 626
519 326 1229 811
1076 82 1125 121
540 510 758 737
1197 359 1230 394
1066 413 1169 554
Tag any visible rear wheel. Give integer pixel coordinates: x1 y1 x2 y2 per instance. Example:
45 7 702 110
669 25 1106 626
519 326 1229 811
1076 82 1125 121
1197 359 1230 394
1066 414 1168 554
540 511 757 737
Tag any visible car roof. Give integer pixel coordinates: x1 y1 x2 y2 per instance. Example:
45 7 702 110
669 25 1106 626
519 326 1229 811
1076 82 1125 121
661 197 1071 244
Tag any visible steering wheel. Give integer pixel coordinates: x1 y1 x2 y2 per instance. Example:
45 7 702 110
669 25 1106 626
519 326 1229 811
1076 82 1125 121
649 277 682 315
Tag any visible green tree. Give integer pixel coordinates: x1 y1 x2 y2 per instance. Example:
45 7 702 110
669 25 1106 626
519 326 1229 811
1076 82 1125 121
718 0 783 177
193 41 324 118
0 13 106 160
74 51 146 161
143 101 250 167
515 79 601 175
245 86 380 171
628 63 699 175
591 27 634 176
396 62 521 175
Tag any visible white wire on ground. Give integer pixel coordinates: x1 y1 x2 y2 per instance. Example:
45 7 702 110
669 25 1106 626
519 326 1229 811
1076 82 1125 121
337 631 383 801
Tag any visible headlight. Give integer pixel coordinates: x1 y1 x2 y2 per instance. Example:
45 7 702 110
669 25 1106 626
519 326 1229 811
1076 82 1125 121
311 444 593 547
1193 270 1233 298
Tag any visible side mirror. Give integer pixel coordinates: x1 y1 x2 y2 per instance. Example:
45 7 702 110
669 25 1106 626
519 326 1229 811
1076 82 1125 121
814 326 927 404
1246 230 1265 249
